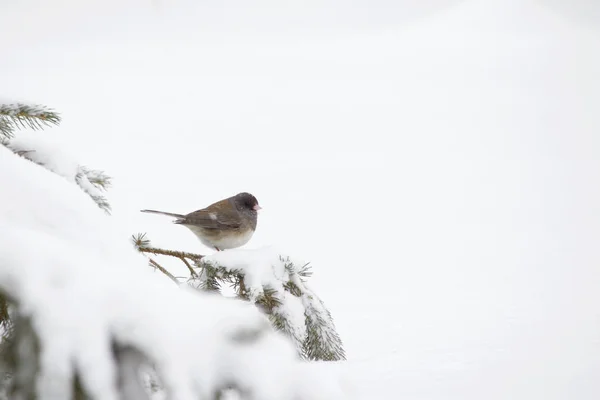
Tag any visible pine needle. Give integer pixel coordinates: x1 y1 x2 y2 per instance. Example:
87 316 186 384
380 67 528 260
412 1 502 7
0 104 60 139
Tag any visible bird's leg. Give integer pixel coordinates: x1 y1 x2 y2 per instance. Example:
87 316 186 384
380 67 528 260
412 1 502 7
214 246 221 252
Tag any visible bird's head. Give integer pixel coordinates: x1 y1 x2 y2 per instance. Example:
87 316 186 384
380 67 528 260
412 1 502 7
233 192 261 213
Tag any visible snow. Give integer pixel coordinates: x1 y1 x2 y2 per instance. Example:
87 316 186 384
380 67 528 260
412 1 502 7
194 249 311 350
193 248 345 361
0 145 346 398
2 0 600 398
275 290 308 345
199 248 298 301
6 132 80 181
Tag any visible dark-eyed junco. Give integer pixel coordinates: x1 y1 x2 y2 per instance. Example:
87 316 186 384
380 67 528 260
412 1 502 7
141 192 261 251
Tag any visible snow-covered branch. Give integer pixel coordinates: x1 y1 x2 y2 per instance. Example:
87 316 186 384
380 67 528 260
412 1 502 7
131 234 347 362
188 251 347 362
5 132 112 214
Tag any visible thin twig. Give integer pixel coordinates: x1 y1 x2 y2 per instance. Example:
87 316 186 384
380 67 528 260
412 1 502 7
179 257 198 277
138 246 204 262
237 276 249 300
139 246 201 277
149 258 179 285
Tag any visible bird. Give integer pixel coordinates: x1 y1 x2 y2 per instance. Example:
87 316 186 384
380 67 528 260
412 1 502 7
141 192 261 251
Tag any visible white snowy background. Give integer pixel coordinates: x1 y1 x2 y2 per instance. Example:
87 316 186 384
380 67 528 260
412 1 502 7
2 0 600 398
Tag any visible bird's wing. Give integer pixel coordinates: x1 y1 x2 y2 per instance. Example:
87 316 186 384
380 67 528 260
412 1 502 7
178 198 242 229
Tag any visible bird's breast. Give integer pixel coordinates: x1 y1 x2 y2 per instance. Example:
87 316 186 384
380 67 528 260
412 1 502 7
212 228 255 249
186 225 255 250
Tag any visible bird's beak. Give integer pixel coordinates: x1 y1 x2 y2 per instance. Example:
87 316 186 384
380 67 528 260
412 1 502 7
253 204 262 211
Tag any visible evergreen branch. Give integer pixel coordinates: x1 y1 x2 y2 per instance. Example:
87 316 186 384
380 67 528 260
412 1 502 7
278 257 345 360
234 275 250 300
190 260 243 293
179 257 197 278
0 104 60 138
255 287 282 312
283 281 302 297
77 167 112 191
194 267 222 292
131 233 151 249
138 246 204 263
301 293 346 361
0 118 11 139
74 167 112 214
132 235 201 278
297 262 313 279
280 256 312 281
148 258 179 285
7 145 113 215
186 256 346 361
85 193 111 214
256 286 307 354
133 239 346 360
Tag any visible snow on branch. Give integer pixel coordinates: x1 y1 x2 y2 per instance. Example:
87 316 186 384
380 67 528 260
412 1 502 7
0 103 60 139
75 166 113 213
0 101 110 214
5 132 112 214
131 235 347 362
186 249 347 362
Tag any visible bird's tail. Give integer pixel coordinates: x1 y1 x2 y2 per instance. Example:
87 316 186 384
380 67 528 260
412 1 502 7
140 209 185 219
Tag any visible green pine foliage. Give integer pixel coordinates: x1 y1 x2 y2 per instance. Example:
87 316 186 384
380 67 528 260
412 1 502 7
0 103 60 140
